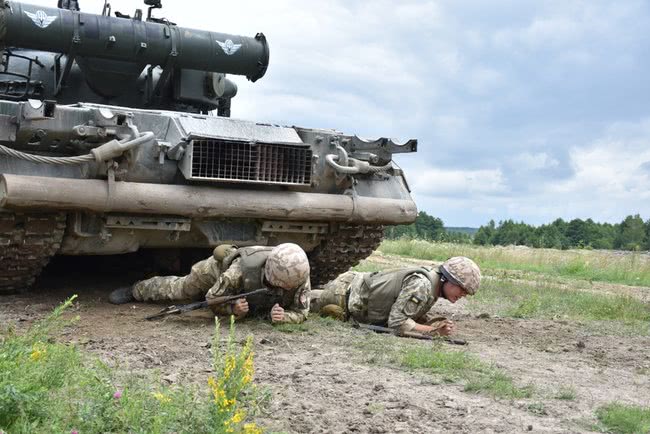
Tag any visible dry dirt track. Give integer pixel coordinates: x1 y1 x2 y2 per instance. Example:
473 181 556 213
1 256 650 434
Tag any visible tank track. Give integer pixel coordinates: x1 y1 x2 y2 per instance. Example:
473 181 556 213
0 212 66 294
308 224 384 287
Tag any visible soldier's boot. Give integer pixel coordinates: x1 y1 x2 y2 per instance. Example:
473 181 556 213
319 304 346 321
109 286 135 305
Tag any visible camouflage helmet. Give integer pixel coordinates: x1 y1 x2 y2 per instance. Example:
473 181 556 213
213 244 237 262
264 243 310 290
439 256 481 295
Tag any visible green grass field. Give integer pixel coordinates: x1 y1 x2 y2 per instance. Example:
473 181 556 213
380 239 650 287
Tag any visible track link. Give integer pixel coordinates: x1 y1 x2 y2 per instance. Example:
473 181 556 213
0 212 66 294
308 224 384 286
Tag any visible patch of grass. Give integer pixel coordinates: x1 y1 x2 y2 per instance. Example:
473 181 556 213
635 367 650 376
554 386 577 400
464 369 534 399
352 261 384 272
310 314 348 330
358 336 533 399
526 402 548 416
273 323 312 334
366 403 384 415
467 279 650 331
401 346 476 382
355 333 395 366
596 403 650 434
0 297 266 434
379 239 650 287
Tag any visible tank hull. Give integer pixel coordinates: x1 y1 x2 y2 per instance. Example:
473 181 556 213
0 101 417 290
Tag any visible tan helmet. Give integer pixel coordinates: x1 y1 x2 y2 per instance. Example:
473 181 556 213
440 256 481 295
264 243 310 290
213 244 236 262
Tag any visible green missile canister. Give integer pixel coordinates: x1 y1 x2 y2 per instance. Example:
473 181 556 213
0 1 269 82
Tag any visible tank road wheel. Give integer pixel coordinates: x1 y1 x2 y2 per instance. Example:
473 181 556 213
308 224 384 286
0 212 66 294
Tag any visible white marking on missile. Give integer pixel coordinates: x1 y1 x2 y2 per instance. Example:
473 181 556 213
24 10 57 29
216 39 242 56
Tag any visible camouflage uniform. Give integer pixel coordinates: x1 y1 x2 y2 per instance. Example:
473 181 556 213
205 254 310 324
133 245 310 324
133 256 222 302
313 267 442 333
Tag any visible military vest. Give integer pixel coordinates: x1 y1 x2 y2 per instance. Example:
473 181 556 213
224 246 283 315
362 267 439 324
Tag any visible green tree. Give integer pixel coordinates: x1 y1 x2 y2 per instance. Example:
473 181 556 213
473 220 496 245
615 214 646 250
385 211 445 240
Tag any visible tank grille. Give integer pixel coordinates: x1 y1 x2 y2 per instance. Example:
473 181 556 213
186 139 312 185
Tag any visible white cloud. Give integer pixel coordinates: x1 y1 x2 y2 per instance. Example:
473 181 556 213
411 166 508 197
510 152 559 171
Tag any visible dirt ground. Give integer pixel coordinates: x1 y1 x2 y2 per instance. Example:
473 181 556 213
1 254 649 433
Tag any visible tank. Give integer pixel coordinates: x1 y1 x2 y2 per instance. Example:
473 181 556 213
0 0 417 293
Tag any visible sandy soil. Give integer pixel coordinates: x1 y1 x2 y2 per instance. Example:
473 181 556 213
1 256 649 434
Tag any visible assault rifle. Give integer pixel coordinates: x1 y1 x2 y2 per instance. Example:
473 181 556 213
353 322 468 345
145 288 270 320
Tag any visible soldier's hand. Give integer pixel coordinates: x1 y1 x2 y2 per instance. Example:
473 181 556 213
435 320 456 336
232 298 249 317
270 303 285 323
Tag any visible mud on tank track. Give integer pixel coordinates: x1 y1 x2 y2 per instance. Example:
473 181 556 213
0 212 66 294
308 224 383 286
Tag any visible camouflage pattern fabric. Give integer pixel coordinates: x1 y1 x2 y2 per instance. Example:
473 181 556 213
385 273 438 332
133 256 222 302
207 258 310 324
442 256 481 294
315 270 439 332
310 271 355 312
133 249 310 324
264 243 311 290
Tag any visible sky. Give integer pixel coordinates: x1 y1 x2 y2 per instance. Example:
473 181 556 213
25 0 650 227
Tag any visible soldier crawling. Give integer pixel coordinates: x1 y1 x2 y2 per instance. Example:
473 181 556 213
109 243 311 324
311 257 481 336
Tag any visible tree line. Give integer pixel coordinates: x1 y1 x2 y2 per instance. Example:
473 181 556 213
384 211 473 244
473 215 650 250
385 212 650 251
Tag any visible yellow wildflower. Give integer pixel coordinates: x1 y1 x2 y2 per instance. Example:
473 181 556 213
219 397 236 410
30 348 46 362
223 355 236 378
243 423 263 434
231 410 244 424
239 352 254 385
152 392 171 404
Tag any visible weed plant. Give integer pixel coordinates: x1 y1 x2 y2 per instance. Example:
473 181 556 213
0 297 266 434
554 386 577 401
596 403 650 434
380 239 650 287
